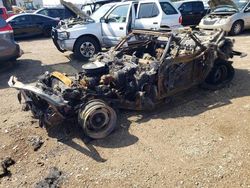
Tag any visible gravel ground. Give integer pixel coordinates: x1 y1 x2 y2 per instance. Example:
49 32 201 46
0 32 250 188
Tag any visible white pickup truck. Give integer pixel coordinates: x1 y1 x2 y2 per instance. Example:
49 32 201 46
52 0 182 60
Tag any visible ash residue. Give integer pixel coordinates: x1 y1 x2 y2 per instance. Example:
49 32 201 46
35 167 63 188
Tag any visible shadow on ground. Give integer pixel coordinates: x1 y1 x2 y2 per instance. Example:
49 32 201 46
15 35 51 42
45 119 138 162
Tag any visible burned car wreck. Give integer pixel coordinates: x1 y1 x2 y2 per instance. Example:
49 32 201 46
8 29 243 139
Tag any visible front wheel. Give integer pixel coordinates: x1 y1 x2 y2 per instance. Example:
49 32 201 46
201 60 235 90
229 21 243 36
78 100 117 139
74 36 100 60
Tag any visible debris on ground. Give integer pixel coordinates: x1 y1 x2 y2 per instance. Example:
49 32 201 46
0 157 15 178
27 136 44 151
35 167 63 188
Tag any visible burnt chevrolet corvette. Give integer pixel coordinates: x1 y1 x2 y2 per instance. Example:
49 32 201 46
8 29 244 139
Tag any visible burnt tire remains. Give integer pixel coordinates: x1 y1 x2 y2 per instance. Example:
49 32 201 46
201 60 235 90
78 100 117 139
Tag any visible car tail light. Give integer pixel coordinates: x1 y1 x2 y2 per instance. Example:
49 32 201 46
0 23 13 32
179 16 182 24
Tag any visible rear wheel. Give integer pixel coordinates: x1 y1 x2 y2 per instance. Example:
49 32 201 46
78 100 117 139
229 21 243 36
201 60 235 90
74 36 100 60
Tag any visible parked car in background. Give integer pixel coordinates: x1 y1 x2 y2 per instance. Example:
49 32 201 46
173 0 206 26
0 7 14 20
199 0 250 35
52 0 182 60
0 18 22 61
7 13 59 38
34 7 76 20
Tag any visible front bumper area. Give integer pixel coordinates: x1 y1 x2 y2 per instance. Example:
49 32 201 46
51 28 75 53
199 21 232 32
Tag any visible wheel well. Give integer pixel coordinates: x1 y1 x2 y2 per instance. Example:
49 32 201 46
234 19 244 27
73 34 101 52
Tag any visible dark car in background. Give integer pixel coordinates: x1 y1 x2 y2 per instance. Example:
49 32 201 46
6 13 59 38
34 7 76 20
0 18 22 61
174 0 206 26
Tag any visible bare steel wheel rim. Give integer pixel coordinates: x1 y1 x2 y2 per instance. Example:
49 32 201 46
87 108 110 131
234 23 242 34
80 42 95 57
79 101 117 139
83 105 115 133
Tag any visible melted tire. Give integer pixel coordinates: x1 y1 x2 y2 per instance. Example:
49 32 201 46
78 100 117 139
201 60 235 90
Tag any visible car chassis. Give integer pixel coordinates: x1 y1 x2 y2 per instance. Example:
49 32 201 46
8 29 244 139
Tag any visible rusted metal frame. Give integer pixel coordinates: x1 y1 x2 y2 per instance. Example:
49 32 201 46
215 30 226 45
114 32 135 51
157 46 212 100
188 33 206 51
191 48 216 84
114 29 173 51
171 51 204 64
117 40 152 54
131 29 172 37
160 34 173 62
157 31 205 99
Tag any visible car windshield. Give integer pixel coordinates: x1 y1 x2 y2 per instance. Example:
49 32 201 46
213 0 248 12
90 3 114 21
234 0 249 9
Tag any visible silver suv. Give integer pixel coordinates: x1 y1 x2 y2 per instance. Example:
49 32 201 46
52 0 182 60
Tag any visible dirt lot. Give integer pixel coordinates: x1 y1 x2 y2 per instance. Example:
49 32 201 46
0 32 250 188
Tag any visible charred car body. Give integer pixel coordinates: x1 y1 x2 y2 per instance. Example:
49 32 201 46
9 29 243 139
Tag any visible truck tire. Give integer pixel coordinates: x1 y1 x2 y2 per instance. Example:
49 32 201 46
78 100 117 139
229 21 243 36
201 59 235 90
74 36 100 60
